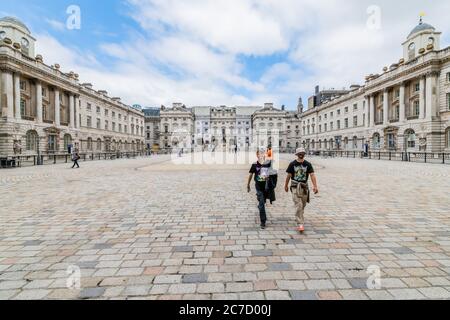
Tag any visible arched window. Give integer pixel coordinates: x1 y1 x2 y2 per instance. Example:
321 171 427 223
26 130 38 151
408 42 416 60
96 139 102 151
373 133 381 149
353 136 358 149
405 129 416 149
63 134 72 152
87 138 93 151
446 128 450 149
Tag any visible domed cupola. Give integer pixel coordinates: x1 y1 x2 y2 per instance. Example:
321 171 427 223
402 16 441 62
0 16 36 57
407 19 436 39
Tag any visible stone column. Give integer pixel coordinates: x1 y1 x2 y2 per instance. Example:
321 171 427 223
13 73 21 120
419 76 425 119
1 71 14 119
425 73 437 121
36 80 43 123
369 95 375 127
74 96 80 128
54 88 60 126
399 83 406 123
69 94 75 128
365 96 370 127
383 89 389 125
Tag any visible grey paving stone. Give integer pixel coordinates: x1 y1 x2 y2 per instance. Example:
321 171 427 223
290 290 318 300
79 287 106 299
182 273 208 284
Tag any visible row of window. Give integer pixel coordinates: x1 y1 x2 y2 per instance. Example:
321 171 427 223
86 102 143 126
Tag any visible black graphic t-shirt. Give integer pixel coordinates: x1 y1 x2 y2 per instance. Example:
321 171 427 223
249 161 271 190
286 160 314 184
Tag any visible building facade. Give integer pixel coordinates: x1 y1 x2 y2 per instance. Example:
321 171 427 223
0 17 145 157
160 104 263 152
143 107 160 151
300 19 450 153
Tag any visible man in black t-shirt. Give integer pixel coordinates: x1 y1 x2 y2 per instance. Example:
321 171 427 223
247 148 271 229
284 148 319 233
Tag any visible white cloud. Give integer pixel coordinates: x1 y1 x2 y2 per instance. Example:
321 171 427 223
45 18 66 32
32 0 450 110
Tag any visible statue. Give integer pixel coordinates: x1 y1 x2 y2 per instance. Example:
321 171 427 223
13 141 22 155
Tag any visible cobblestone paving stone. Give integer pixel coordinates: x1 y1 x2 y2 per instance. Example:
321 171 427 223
1 154 450 300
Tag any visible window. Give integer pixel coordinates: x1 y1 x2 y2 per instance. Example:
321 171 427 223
330 122 333 131
97 118 101 129
119 124 122 133
87 138 93 151
330 112 334 118
20 81 26 91
20 99 26 116
112 112 115 118
64 134 72 152
353 116 358 127
345 106 349 113
337 120 341 130
446 128 450 149
26 130 38 151
112 122 116 132
118 114 122 120
387 134 396 150
406 130 416 149
353 104 358 111
447 73 450 83
105 120 109 131
96 139 102 151
324 123 327 132
408 42 415 59
42 88 47 97
415 83 420 92
337 110 341 116
105 109 109 116
87 116 92 127
395 90 400 99
124 125 128 133
96 106 101 113
87 103 92 111
447 93 450 111
373 133 381 149
414 101 420 116
345 118 349 128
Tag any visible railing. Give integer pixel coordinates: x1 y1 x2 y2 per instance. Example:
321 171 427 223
307 150 450 165
0 151 147 169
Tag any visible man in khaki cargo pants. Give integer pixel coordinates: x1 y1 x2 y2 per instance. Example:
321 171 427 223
284 148 319 233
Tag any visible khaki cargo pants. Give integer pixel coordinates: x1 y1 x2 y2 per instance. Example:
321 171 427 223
291 183 309 225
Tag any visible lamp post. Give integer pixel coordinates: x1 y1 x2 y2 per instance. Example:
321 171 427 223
36 134 42 165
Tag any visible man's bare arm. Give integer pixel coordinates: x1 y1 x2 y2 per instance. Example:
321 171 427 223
310 173 319 194
247 174 253 192
284 174 292 192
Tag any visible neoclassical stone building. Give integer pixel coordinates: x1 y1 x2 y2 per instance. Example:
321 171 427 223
160 104 263 151
300 19 450 153
0 17 145 157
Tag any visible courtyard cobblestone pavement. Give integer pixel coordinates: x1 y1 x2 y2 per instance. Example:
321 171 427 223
1 154 450 300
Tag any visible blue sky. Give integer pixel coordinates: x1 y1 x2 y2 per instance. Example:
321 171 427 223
1 0 449 110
